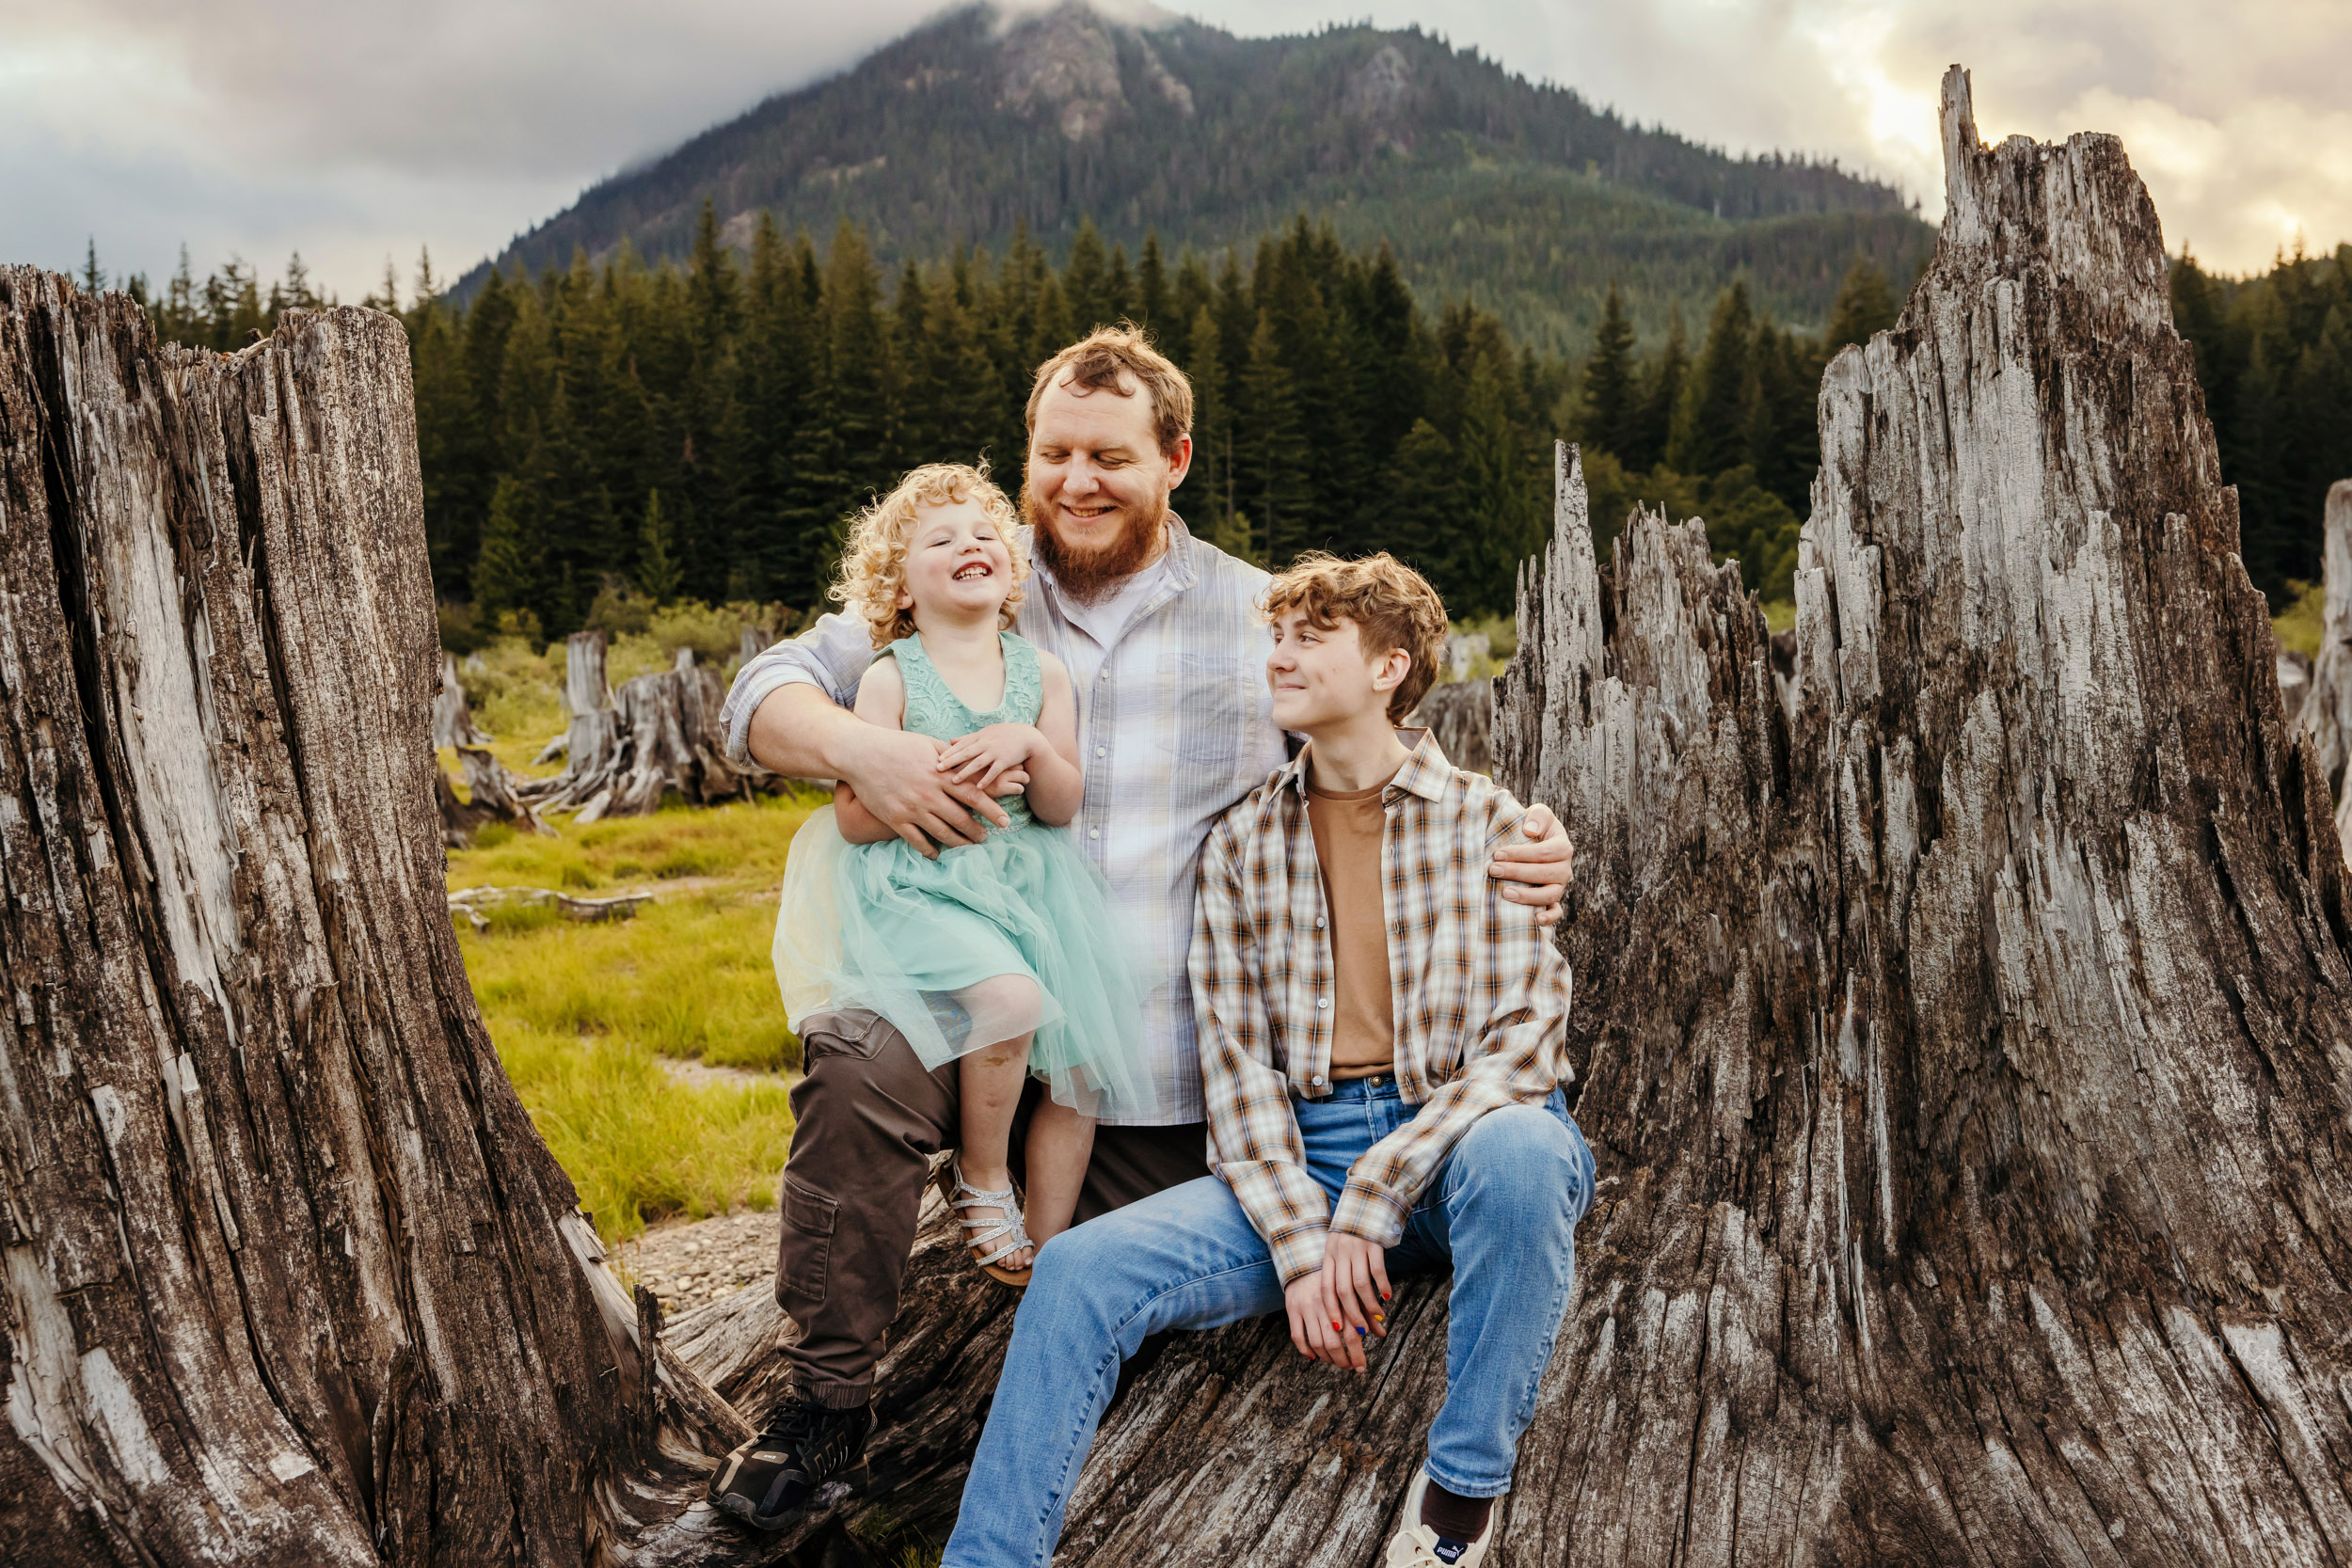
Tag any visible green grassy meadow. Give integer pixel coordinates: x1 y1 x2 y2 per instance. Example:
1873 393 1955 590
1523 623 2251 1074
444 650 825 1243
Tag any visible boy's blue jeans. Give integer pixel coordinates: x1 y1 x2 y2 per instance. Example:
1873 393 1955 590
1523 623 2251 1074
942 1078 1596 1568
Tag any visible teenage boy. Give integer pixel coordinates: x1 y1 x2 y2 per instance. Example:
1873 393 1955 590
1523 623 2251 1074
940 553 1594 1568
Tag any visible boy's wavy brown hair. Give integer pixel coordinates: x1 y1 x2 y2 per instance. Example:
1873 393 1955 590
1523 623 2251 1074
1262 551 1450 721
831 462 1027 649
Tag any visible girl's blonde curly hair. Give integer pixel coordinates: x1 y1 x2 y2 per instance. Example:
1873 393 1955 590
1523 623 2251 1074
830 462 1027 649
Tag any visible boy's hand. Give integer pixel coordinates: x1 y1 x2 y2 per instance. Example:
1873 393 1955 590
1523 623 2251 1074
1487 802 1573 926
1283 1235 1391 1372
1284 1271 1362 1370
937 723 1040 796
1319 1232 1391 1364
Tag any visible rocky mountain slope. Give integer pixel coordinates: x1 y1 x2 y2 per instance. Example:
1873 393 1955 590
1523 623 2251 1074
463 2 1933 350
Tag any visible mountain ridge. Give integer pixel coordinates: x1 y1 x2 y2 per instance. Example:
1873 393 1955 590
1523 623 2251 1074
460 2 1934 352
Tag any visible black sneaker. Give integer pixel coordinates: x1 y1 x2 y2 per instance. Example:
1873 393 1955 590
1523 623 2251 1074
707 1396 875 1530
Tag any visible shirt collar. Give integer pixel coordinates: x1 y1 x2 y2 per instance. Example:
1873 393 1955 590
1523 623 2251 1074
1278 726 1452 801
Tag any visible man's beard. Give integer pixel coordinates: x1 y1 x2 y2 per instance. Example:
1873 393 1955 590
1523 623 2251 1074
1025 485 1168 604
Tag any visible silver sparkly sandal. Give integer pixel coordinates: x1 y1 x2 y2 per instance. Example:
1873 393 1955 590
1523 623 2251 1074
947 1159 1035 1287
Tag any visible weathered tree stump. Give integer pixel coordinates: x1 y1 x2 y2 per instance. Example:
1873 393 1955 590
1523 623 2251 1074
665 69 2352 1568
433 651 493 749
2297 479 2352 859
520 641 772 821
0 272 750 1567
1407 677 1493 773
1485 69 2352 1563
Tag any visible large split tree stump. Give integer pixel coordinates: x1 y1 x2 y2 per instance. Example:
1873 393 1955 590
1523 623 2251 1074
670 67 2352 1567
1486 70 2352 1562
0 273 755 1567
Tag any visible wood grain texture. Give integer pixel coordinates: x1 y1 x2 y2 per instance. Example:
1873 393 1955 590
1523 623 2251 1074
0 273 743 1568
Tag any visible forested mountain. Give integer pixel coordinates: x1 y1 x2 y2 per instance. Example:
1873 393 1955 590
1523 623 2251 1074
465 1 1932 353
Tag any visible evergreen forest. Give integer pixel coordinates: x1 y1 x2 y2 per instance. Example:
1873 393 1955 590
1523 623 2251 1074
125 222 2352 641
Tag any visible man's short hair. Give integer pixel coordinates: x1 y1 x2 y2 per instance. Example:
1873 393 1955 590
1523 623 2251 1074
1025 324 1193 459
1262 551 1451 722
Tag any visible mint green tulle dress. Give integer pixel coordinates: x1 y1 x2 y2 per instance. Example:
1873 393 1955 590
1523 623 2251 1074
772 632 1158 1119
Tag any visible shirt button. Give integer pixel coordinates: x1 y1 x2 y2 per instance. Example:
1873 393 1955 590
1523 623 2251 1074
1095 746 1106 757
1317 997 1329 1009
1099 670 1110 680
1089 828 1100 839
1311 1074 1326 1086
1314 917 1326 929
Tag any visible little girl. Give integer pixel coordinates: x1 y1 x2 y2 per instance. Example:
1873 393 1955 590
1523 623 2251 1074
771 462 1154 1285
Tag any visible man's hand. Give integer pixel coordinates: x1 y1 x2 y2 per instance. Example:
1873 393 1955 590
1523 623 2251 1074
937 723 1041 797
839 722 1012 857
1487 801 1574 927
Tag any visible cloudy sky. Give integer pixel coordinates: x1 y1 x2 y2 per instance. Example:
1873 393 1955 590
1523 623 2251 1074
4 0 2344 303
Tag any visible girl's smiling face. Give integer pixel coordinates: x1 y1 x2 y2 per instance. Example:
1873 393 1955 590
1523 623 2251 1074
898 498 1016 626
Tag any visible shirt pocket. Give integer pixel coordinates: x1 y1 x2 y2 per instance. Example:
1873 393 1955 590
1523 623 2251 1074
1156 642 1256 788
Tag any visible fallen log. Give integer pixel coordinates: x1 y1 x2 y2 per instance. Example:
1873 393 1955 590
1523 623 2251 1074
0 272 751 1567
666 67 2352 1567
446 885 654 933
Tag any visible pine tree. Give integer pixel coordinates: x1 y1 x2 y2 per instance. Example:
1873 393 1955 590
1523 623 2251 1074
475 468 547 626
1454 355 1540 615
1629 305 1687 472
1064 219 1116 333
1581 284 1639 459
1184 303 1231 539
1743 323 1817 515
82 239 103 294
1239 309 1311 564
637 490 683 603
1667 282 1755 476
1825 260 1899 353
1136 232 1173 349
1372 418 1456 578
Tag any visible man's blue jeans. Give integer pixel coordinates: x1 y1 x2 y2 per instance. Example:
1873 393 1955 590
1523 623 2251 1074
942 1079 1596 1567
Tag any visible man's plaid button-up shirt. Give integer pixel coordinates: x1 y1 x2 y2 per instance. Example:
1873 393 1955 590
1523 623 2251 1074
1189 728 1575 1285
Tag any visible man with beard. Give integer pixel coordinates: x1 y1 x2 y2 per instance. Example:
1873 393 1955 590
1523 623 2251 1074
707 326 1574 1531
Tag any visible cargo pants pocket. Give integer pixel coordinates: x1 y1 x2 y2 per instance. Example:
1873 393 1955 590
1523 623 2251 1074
777 1173 839 1306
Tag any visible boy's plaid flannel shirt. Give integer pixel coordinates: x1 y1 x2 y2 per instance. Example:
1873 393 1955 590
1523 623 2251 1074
1188 729 1575 1285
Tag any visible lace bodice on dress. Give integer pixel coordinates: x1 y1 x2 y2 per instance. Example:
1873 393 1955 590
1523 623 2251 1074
890 632 1044 831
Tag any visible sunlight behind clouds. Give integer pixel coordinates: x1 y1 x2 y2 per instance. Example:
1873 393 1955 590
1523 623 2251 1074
0 0 2342 298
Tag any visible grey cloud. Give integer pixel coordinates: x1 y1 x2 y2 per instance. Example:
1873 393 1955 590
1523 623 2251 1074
1 0 2343 298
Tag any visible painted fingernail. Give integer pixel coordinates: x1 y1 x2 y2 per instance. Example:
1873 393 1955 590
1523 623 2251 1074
1381 1291 1391 1301
1355 1326 1367 1336
1331 1322 1342 1331
1374 1314 1385 1323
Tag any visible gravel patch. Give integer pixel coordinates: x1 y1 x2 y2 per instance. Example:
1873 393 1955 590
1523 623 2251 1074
614 1208 777 1317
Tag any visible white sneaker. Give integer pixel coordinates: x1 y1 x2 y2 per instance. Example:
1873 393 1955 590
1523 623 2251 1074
1384 1469 1498 1566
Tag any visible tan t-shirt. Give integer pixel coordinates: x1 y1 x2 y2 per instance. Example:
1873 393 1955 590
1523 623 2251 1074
1306 772 1397 1078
